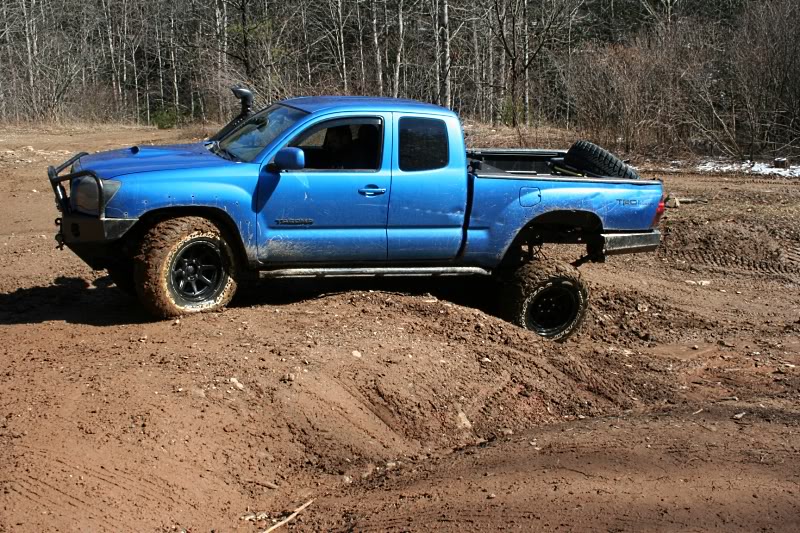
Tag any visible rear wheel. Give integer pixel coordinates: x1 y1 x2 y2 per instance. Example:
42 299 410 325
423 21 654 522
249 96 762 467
134 216 239 318
500 258 589 341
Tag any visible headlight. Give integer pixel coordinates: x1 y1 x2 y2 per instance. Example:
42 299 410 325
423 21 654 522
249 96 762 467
70 177 121 215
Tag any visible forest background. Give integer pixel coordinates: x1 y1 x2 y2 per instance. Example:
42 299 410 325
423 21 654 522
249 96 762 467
1 0 798 157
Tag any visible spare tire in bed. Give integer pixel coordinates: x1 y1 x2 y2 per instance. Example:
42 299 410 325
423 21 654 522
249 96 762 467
564 140 640 180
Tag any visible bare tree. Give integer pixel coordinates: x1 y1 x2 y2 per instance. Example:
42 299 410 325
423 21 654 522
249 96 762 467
0 0 796 159
391 0 404 98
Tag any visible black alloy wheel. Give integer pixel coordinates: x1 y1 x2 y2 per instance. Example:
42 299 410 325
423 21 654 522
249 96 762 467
169 239 224 303
500 258 589 341
524 282 581 337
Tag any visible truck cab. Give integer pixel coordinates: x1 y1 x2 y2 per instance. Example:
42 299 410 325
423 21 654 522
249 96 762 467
235 97 469 264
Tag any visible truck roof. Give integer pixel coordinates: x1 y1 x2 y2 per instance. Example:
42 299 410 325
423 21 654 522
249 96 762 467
281 96 454 116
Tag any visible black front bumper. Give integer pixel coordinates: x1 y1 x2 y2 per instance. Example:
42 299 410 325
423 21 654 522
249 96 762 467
49 153 137 269
56 216 137 270
57 214 137 244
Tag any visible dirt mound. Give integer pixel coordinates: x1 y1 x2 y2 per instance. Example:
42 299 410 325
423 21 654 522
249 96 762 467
587 286 719 346
0 282 680 531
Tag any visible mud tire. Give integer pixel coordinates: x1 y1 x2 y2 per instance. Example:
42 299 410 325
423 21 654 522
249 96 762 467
134 216 239 318
565 140 640 180
501 258 589 341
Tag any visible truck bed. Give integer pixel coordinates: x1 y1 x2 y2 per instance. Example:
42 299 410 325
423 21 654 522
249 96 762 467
468 147 645 181
468 148 568 175
460 148 663 267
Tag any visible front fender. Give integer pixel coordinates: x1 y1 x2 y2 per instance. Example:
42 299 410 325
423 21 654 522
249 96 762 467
106 166 260 263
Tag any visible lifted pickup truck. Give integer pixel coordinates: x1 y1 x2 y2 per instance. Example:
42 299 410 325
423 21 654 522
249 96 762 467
49 89 664 340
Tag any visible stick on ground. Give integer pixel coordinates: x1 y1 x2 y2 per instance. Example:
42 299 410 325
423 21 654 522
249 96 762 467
262 498 315 533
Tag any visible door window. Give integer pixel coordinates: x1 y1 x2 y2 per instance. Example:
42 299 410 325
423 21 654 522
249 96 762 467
398 117 449 171
288 118 383 171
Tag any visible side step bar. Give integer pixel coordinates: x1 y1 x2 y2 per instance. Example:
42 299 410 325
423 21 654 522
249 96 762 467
260 266 492 278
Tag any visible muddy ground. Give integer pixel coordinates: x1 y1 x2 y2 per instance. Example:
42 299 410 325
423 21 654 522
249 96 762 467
0 126 798 532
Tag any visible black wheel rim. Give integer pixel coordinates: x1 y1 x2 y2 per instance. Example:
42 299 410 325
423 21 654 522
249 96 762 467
169 239 225 303
525 282 580 337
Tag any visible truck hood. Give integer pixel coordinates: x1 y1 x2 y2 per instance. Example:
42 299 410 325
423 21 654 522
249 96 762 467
75 143 235 179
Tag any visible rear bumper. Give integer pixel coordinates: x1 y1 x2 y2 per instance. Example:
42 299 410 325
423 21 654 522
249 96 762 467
600 230 661 255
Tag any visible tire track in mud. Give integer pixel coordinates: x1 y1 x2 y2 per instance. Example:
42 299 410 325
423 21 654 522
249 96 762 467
782 247 800 267
5 479 120 532
9 445 193 513
665 249 800 280
335 508 542 532
740 178 800 188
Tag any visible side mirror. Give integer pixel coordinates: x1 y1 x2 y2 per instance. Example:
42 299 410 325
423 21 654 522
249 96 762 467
273 147 305 171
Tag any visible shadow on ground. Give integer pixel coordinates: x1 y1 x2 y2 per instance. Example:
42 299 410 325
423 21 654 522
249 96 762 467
233 275 504 318
0 275 151 326
0 275 504 326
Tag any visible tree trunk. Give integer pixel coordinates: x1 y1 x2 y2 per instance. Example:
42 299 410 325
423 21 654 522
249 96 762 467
523 0 530 125
356 0 366 92
441 0 451 108
336 0 348 92
488 32 494 125
170 12 179 118
19 0 37 116
432 0 441 105
392 0 404 98
472 17 482 119
215 0 224 121
371 0 384 95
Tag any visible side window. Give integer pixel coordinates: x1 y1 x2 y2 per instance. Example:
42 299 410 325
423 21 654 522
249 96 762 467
398 117 449 172
288 118 383 171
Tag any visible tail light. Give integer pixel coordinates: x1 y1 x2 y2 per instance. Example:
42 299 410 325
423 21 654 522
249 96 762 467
651 191 666 227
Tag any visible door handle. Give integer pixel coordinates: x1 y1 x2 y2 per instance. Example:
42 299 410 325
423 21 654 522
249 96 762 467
358 185 387 197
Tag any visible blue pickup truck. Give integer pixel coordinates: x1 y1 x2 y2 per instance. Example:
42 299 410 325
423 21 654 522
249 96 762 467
48 89 664 340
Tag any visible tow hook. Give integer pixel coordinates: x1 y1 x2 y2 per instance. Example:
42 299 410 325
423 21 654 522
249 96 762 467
54 218 65 250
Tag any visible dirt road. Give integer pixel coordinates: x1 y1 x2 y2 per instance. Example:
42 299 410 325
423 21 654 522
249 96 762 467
1 126 798 531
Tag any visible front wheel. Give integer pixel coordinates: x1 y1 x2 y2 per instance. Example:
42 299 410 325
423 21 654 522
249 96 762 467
500 259 589 341
134 216 239 318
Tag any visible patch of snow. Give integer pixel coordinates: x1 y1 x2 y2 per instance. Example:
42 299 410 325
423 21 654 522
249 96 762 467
696 159 800 178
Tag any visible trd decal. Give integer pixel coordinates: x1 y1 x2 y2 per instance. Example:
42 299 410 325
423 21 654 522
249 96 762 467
616 199 651 207
275 218 314 225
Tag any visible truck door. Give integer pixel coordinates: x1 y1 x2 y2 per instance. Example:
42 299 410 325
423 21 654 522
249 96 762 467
386 114 468 261
257 114 392 262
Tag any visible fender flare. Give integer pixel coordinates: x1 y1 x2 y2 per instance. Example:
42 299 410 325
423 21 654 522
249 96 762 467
123 206 255 268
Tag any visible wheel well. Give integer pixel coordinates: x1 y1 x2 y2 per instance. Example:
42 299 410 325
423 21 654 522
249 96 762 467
502 210 604 265
526 210 603 235
119 207 251 267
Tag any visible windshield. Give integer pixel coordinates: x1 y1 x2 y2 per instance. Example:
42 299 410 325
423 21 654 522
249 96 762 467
219 104 307 162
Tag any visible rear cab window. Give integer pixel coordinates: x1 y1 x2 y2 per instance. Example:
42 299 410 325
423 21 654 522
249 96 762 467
398 117 449 172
